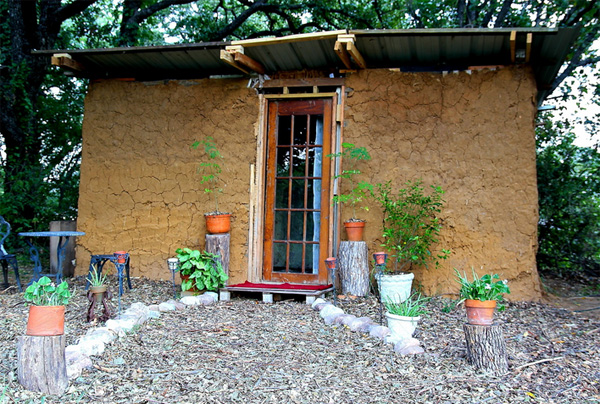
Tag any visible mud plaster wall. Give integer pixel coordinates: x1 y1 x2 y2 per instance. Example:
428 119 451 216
75 78 258 284
343 66 542 301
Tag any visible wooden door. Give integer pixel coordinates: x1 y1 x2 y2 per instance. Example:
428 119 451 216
263 98 332 284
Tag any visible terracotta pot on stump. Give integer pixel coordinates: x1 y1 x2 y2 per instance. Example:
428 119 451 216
205 213 232 234
344 221 365 241
26 305 66 336
464 299 497 325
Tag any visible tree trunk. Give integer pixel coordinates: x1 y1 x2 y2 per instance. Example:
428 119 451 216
17 335 68 395
338 241 369 296
205 233 230 281
463 323 509 375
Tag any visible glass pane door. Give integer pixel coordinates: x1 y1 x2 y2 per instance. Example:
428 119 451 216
263 99 332 284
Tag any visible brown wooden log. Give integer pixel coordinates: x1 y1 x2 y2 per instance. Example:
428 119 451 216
338 241 369 296
463 323 509 374
17 335 68 395
205 233 230 281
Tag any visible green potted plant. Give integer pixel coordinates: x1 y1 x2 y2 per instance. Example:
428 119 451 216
88 264 108 304
175 248 229 294
455 269 510 325
192 136 231 234
327 142 372 241
371 179 450 303
384 292 429 343
23 276 71 336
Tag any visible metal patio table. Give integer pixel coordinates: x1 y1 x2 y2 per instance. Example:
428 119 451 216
18 231 85 284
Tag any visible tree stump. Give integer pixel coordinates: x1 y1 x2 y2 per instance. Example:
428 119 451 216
463 323 509 374
338 241 369 296
17 335 68 395
205 233 230 281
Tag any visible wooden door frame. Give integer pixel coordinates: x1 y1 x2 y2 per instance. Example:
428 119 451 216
250 92 339 284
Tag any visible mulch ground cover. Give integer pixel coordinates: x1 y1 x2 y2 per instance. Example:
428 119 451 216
0 274 599 403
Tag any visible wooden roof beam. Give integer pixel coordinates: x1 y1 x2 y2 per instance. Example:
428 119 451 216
510 31 517 63
220 45 265 75
335 34 367 69
51 53 84 72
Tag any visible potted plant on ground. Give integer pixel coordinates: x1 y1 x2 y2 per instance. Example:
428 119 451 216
384 292 429 343
88 264 108 304
455 269 510 325
192 136 231 234
327 142 372 241
23 276 71 336
371 179 450 303
175 248 229 294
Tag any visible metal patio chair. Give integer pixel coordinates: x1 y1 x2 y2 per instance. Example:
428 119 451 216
0 216 22 291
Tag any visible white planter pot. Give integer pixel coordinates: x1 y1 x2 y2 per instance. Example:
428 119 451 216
385 312 420 343
378 273 414 304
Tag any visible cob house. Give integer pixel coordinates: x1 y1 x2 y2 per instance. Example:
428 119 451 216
41 28 578 301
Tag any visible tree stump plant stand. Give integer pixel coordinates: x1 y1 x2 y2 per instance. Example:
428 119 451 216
17 335 68 395
205 233 230 280
338 241 369 296
463 323 509 375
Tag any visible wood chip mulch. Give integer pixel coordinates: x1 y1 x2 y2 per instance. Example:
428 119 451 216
0 276 599 403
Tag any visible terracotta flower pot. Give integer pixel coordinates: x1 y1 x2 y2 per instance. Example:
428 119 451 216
26 305 66 336
344 221 365 241
205 213 232 234
374 252 387 265
464 299 497 325
114 251 127 263
90 285 108 304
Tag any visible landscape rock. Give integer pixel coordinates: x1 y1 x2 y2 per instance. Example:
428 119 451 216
180 296 201 306
323 313 344 325
394 344 425 355
335 314 357 325
393 338 421 351
349 317 374 332
85 327 117 344
320 304 344 319
311 298 327 309
76 335 106 356
158 301 178 311
369 325 391 340
203 291 219 302
198 294 217 305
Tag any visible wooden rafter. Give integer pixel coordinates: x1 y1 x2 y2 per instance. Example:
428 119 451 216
51 53 84 72
526 33 532 63
334 34 367 70
220 45 265 75
510 31 517 63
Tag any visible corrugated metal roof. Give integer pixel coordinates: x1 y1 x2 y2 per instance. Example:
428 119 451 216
34 28 579 104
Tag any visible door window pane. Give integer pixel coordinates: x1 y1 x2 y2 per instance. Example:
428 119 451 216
290 211 304 241
275 180 289 208
293 115 307 145
289 243 303 273
273 243 287 272
276 148 291 176
274 211 288 241
291 179 305 209
278 116 291 145
309 115 323 145
291 147 306 177
307 179 321 209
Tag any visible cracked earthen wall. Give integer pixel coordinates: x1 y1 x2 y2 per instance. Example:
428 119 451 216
75 78 258 285
342 66 542 301
76 66 541 301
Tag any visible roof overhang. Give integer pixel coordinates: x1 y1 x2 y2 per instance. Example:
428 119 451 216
33 28 579 105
